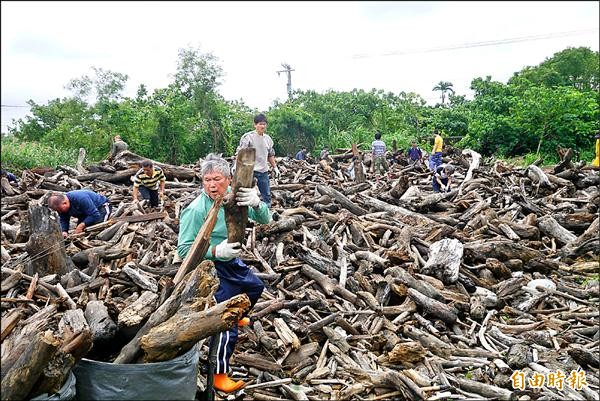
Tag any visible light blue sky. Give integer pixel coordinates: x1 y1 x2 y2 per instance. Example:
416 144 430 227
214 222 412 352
1 1 599 133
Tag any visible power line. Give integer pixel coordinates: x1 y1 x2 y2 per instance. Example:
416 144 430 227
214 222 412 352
352 28 599 59
1 104 30 108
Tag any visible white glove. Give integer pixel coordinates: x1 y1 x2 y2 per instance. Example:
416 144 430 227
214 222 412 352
214 239 241 260
236 187 261 208
273 166 281 178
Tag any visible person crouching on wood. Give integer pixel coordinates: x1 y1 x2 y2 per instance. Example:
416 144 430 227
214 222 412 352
132 160 166 208
432 164 455 193
177 153 272 393
48 190 112 238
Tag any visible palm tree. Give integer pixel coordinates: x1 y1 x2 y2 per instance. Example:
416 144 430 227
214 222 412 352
432 81 455 105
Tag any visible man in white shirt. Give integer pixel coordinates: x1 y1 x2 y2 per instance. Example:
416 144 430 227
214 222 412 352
236 114 280 208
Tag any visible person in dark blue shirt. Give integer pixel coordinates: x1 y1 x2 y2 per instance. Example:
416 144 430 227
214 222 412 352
1 169 18 183
407 141 423 165
295 147 308 160
48 190 111 237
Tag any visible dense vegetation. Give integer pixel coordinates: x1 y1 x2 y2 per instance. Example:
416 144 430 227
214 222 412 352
2 46 598 173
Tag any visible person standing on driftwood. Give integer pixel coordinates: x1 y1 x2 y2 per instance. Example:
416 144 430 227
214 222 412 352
371 131 388 178
592 130 600 167
429 129 444 170
177 153 271 393
236 113 280 208
48 190 112 238
432 164 455 193
131 160 166 208
108 134 129 161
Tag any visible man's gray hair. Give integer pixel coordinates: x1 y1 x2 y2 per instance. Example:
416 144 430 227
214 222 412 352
48 193 67 210
201 153 231 178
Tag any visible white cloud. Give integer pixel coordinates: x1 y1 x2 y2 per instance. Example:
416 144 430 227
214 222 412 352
2 1 598 132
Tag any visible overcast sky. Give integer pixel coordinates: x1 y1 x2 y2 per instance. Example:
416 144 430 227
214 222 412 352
1 1 599 133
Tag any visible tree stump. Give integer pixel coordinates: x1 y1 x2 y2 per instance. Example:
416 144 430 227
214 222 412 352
25 204 74 277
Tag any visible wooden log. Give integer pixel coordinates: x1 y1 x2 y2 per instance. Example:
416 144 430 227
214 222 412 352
420 238 463 284
84 300 117 344
25 204 74 276
463 239 543 262
233 352 282 372
1 330 60 401
140 293 250 362
225 148 255 244
113 150 197 180
301 264 357 304
453 377 513 401
538 215 577 245
407 288 458 325
1 177 17 196
386 266 444 301
173 195 223 285
0 309 23 342
122 263 158 292
316 184 367 216
76 167 138 183
118 290 159 331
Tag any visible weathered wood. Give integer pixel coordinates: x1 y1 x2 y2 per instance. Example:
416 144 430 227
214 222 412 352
1 330 60 401
141 293 250 362
420 238 463 284
316 184 367 216
25 204 74 276
225 147 256 244
407 288 458 325
113 150 197 180
84 300 117 344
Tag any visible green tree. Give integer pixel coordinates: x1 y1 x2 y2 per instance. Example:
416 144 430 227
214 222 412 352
432 81 455 105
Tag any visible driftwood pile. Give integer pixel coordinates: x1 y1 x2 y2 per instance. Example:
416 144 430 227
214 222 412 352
1 146 599 401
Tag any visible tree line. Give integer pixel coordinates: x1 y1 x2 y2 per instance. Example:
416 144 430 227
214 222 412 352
3 46 598 169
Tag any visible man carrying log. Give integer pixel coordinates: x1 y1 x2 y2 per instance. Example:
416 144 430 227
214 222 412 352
48 190 112 238
432 164 455 193
236 113 280 208
177 153 271 393
131 160 166 208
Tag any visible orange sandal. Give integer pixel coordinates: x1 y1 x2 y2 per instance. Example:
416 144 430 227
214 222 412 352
214 373 246 393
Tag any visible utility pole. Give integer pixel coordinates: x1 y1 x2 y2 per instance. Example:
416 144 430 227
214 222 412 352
276 63 294 99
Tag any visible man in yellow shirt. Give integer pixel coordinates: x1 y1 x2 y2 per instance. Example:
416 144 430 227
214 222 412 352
429 129 443 170
593 130 600 167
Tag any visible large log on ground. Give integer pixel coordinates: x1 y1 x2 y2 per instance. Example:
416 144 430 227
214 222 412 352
538 215 577 245
225 148 255 244
113 150 197 180
316 184 367 216
25 204 74 276
84 300 117 346
420 238 463 284
140 293 251 362
75 167 138 183
463 240 543 263
1 330 60 401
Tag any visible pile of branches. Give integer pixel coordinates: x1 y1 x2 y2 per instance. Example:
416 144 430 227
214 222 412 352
1 146 599 400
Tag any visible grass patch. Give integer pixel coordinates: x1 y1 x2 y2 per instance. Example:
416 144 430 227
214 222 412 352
1 137 78 174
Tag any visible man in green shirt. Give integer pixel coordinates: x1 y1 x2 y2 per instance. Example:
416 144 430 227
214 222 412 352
177 153 271 393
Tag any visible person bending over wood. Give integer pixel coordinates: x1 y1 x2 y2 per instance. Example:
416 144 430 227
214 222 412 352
48 190 112 238
432 164 455 193
177 153 272 393
131 160 166 208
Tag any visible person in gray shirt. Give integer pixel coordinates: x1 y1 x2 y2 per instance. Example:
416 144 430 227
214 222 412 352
108 134 129 161
236 113 280 208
